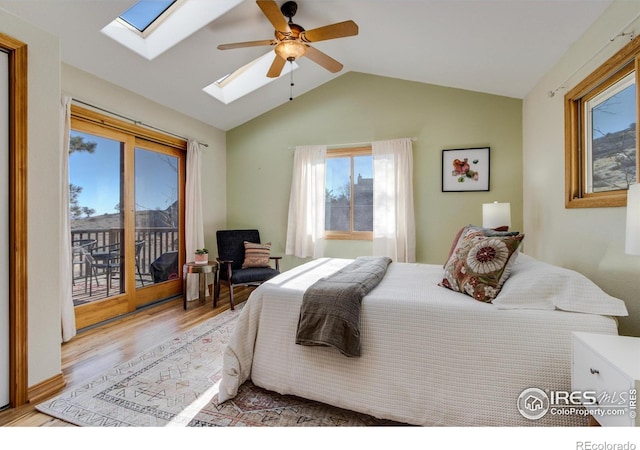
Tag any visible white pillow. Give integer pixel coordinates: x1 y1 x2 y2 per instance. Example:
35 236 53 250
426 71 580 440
492 254 628 316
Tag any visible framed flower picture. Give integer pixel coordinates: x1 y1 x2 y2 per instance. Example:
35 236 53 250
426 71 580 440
442 147 490 192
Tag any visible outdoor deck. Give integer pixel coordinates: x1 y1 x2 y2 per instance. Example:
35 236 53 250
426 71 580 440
72 271 153 306
71 227 179 306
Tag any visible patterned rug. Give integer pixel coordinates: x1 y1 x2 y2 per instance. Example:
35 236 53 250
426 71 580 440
36 304 405 427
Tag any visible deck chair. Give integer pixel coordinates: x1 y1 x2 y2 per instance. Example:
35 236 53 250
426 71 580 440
135 240 145 286
86 243 120 296
87 240 146 296
71 239 96 287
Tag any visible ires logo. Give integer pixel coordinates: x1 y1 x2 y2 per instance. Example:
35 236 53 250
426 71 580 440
556 389 634 407
549 390 597 405
517 388 551 420
517 388 636 421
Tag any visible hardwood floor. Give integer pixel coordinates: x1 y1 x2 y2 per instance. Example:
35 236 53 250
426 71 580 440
0 286 252 427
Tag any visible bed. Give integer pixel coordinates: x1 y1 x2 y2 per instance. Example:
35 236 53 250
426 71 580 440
218 231 628 426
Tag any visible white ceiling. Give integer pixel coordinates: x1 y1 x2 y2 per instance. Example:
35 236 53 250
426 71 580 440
0 0 614 131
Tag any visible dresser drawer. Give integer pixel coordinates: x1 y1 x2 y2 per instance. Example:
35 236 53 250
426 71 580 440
572 335 636 427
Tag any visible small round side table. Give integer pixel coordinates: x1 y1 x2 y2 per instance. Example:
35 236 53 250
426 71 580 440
182 261 219 310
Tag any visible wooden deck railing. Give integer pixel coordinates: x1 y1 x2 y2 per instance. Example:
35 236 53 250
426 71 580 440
71 227 179 280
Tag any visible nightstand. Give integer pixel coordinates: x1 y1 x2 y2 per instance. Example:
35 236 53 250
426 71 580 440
182 261 219 310
572 332 639 426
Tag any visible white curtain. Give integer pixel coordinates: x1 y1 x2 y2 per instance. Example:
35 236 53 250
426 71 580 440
372 138 416 263
185 139 205 301
285 145 327 259
60 95 76 342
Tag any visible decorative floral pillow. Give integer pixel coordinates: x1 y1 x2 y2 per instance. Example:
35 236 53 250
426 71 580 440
242 241 271 268
440 228 524 302
443 224 516 268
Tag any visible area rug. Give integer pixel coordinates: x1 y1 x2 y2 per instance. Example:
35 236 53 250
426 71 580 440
36 304 405 427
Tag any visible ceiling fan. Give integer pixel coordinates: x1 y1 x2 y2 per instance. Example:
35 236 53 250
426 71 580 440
217 0 359 78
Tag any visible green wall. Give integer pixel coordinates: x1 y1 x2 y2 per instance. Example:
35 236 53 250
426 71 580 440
226 72 523 270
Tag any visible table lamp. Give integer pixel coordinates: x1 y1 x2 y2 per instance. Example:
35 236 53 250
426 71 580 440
482 201 511 229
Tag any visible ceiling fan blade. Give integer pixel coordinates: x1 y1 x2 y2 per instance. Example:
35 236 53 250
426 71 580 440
300 20 359 43
257 0 291 34
303 45 343 73
217 39 277 50
267 54 287 78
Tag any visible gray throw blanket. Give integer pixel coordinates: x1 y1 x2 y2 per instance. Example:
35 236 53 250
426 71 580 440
295 256 392 357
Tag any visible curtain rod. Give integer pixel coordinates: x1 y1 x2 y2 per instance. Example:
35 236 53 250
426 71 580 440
72 98 209 147
289 137 416 150
547 12 640 98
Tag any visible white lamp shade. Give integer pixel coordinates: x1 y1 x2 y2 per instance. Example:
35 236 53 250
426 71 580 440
625 183 640 255
483 202 511 229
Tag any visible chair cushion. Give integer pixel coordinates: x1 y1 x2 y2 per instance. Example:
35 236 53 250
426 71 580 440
230 267 279 284
242 241 271 268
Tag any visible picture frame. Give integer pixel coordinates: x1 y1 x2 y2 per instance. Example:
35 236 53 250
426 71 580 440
441 147 490 192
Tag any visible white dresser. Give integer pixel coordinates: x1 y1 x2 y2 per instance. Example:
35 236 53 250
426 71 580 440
572 332 639 426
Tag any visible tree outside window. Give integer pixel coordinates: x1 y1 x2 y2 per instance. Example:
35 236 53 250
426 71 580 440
325 147 373 240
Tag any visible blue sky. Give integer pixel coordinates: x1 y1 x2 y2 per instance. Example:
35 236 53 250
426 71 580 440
119 0 175 32
326 155 372 196
592 82 636 137
69 131 178 216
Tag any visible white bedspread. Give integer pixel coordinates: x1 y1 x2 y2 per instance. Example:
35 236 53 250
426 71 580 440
218 258 619 426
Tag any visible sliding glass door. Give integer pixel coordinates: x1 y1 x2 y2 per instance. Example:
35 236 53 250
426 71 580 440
70 113 185 329
133 141 183 307
69 129 125 305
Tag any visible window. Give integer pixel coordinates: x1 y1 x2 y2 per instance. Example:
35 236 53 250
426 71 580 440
119 0 177 34
203 52 298 104
565 37 640 208
325 147 373 240
585 71 636 193
102 0 243 60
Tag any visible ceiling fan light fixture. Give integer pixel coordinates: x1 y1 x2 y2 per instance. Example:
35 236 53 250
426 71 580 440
274 40 306 60
218 1 358 79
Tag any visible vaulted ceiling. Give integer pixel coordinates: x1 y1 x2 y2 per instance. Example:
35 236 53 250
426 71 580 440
0 0 614 130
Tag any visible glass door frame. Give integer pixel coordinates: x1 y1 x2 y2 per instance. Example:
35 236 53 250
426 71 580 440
70 107 186 329
133 138 186 309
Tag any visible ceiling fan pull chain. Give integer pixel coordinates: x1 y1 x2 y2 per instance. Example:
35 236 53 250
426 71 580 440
289 60 295 101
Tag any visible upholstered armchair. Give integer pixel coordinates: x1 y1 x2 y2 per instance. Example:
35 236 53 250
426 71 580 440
215 229 281 309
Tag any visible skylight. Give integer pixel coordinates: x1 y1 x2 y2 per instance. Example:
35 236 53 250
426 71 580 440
104 0 293 103
101 0 243 60
119 0 177 34
203 52 299 105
